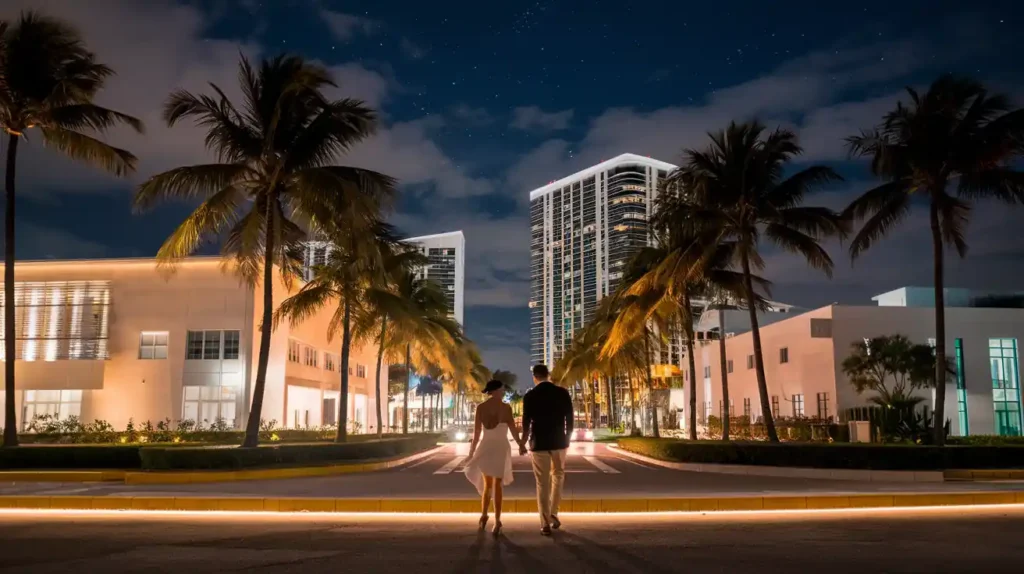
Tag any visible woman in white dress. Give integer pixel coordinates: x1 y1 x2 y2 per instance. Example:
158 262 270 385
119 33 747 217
464 380 526 536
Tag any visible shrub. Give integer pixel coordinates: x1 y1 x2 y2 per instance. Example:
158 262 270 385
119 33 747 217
0 445 144 469
140 434 442 470
948 435 1024 447
616 437 1024 470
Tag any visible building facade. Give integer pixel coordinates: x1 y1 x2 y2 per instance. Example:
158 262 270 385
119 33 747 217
528 153 677 368
0 258 387 433
303 230 465 326
690 287 1024 437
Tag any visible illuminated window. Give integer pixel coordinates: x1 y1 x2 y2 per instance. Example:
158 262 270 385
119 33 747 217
185 330 238 360
816 392 830 419
792 394 805 418
304 346 319 368
356 364 367 378
990 338 1021 436
22 390 82 430
288 340 301 363
324 353 336 372
182 386 237 428
955 338 968 435
139 331 169 360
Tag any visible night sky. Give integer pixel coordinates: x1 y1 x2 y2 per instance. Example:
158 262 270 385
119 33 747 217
3 1 1023 380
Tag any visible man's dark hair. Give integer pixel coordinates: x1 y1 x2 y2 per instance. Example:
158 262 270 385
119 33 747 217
532 364 549 380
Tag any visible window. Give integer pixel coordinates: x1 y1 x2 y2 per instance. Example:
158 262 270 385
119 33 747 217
22 390 82 429
792 394 805 418
743 398 751 419
955 338 969 436
747 355 754 369
727 360 734 374
703 365 711 379
223 330 240 360
182 386 238 428
771 395 780 419
288 340 301 363
139 331 168 359
186 330 238 360
816 392 830 420
719 400 734 418
304 346 319 368
324 353 336 372
356 364 367 378
989 338 1021 436
323 398 337 426
780 347 789 364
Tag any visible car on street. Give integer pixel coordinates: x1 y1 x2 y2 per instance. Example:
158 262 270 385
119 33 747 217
571 428 594 442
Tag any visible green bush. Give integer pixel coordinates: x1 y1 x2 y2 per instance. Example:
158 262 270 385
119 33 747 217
705 415 848 442
0 445 144 469
140 434 442 470
616 437 1024 470
948 435 1024 447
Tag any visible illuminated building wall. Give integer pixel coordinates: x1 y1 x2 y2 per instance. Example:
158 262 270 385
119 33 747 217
0 258 386 433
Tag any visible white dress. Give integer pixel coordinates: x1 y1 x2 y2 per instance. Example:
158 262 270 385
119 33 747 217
464 423 514 495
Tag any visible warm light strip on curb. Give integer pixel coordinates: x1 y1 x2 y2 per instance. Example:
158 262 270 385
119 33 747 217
1 504 1023 521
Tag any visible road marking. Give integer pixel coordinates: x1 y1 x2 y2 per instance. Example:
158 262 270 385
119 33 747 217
583 456 621 474
402 453 444 471
434 456 466 475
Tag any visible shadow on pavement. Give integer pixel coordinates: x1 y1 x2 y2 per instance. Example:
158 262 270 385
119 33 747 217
555 530 675 574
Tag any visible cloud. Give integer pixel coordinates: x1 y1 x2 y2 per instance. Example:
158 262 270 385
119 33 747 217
319 10 377 42
400 38 426 60
449 104 494 126
17 222 110 260
510 106 574 132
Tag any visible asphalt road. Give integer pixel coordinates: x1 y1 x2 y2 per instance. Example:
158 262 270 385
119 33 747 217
1 506 1023 572
3 442 1024 499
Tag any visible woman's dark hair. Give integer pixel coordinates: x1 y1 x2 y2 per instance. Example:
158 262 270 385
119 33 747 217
483 380 505 394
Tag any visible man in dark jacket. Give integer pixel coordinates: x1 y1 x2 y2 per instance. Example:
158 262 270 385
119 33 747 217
521 364 573 535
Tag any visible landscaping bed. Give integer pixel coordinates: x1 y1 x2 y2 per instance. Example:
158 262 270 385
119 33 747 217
0 434 441 470
615 437 1024 470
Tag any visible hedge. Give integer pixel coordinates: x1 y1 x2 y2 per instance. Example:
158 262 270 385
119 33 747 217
616 437 1024 470
139 434 442 470
0 445 145 469
0 434 442 470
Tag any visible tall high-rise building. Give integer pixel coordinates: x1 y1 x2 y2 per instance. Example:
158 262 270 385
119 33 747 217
407 231 465 327
529 153 677 368
302 230 465 326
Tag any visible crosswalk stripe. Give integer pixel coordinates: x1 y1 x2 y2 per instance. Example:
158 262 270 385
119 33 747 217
434 456 466 475
583 456 620 474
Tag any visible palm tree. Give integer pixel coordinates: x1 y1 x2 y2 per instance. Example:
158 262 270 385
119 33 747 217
677 121 845 442
274 222 397 442
135 54 394 447
0 13 143 446
636 184 772 440
844 75 1024 444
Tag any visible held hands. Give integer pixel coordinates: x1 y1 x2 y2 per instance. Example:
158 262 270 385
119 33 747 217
518 442 528 456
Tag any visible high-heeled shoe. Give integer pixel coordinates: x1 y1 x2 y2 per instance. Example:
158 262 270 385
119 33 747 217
492 520 502 537
478 515 488 531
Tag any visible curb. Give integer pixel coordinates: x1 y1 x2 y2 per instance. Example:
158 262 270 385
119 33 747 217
0 492 1021 513
0 445 445 485
608 445 1009 484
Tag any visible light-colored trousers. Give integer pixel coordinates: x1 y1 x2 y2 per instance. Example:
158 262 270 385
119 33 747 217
531 449 567 526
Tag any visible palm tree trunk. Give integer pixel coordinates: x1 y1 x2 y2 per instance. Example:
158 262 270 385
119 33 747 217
402 344 410 434
741 253 779 442
628 375 639 435
420 390 426 432
337 299 352 442
682 300 698 441
242 195 276 448
373 316 387 438
718 307 730 441
930 202 948 446
439 386 445 428
3 134 20 447
644 327 660 438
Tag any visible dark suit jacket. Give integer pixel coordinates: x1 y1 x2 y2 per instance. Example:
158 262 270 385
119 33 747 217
522 381 574 451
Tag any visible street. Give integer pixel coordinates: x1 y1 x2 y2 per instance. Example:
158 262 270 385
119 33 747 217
1 506 1022 572
3 442 1023 500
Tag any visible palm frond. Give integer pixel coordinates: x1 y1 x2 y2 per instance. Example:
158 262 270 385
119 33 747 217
154 185 243 264
39 127 137 176
134 163 251 211
273 282 336 330
764 223 835 278
848 193 912 260
48 103 143 133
